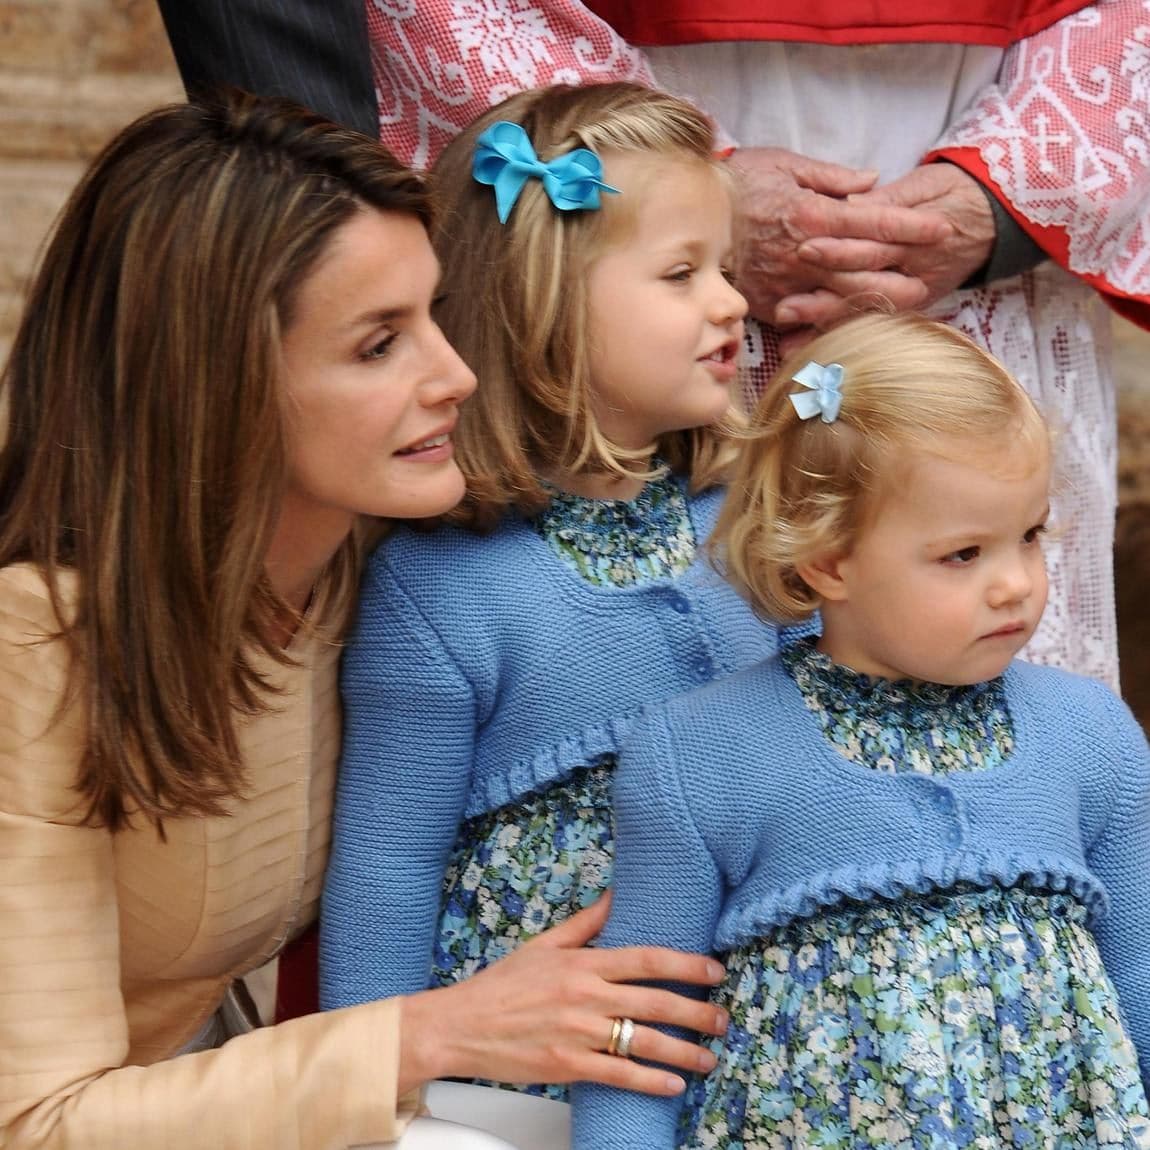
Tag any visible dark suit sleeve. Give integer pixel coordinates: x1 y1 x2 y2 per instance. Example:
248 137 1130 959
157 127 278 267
154 0 378 137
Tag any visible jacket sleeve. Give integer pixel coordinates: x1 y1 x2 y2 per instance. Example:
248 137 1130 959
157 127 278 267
0 570 417 1149
926 0 1150 329
1084 686 1150 1092
155 0 378 137
571 706 724 1150
320 553 477 1009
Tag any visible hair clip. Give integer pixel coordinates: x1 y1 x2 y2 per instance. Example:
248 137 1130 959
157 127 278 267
472 121 620 225
788 361 844 424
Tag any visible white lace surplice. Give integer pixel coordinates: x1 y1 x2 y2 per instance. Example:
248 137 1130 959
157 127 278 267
365 0 1150 690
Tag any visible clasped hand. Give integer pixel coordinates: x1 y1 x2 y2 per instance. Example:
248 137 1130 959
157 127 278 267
728 147 996 346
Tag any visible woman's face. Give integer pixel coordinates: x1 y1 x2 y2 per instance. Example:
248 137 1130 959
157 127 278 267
277 208 476 540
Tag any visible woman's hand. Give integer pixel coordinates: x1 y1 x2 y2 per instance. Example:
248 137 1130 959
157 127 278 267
397 895 727 1097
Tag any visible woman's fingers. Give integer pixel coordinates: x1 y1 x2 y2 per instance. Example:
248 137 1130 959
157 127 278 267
605 1018 719 1074
577 1054 689 1096
401 902 730 1093
600 981 727 1038
589 942 726 989
556 1022 719 1093
524 893 611 948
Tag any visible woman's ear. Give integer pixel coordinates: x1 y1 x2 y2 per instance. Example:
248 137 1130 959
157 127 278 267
795 552 850 603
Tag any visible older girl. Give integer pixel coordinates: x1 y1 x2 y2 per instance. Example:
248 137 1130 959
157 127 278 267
321 83 789 1094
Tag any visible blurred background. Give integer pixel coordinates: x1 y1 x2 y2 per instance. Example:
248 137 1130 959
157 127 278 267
1 0 1146 724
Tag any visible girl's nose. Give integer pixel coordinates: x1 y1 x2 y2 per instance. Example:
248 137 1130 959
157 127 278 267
988 555 1033 608
710 273 749 326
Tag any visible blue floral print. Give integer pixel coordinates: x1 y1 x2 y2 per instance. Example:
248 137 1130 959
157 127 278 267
683 642 1150 1148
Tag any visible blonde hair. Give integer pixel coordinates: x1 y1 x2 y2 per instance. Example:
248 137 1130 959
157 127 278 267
431 82 740 531
0 91 432 830
712 312 1051 623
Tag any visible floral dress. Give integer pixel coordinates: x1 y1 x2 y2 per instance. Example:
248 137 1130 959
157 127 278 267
684 640 1150 1149
431 470 696 1098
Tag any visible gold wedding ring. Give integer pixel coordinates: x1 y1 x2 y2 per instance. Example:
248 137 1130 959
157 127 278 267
607 1016 636 1059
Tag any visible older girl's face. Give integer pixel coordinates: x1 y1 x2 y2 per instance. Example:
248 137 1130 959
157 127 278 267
277 209 476 539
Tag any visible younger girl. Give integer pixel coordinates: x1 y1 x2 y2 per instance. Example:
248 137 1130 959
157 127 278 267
320 83 790 1091
573 312 1150 1148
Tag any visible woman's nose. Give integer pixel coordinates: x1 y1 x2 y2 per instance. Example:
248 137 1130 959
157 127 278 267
423 325 477 405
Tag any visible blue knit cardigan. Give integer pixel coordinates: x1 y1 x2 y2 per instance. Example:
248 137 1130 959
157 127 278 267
571 655 1150 1149
320 485 787 1009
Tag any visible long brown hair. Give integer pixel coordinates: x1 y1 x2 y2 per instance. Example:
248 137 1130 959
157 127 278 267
0 91 431 830
431 82 741 532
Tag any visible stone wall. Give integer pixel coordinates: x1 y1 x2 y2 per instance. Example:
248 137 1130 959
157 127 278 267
0 0 182 353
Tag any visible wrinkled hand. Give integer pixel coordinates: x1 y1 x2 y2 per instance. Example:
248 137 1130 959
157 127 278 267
781 162 996 331
398 895 727 1097
729 146 950 325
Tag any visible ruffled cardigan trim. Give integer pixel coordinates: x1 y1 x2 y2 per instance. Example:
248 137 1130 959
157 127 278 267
466 712 637 818
718 851 1108 950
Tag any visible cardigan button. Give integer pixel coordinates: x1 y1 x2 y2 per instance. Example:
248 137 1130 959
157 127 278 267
933 790 955 814
668 592 692 614
693 656 714 680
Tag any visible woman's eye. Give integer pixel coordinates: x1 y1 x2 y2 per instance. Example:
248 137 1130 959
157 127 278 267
942 546 980 565
360 333 397 362
665 266 693 283
721 266 737 286
1023 524 1048 544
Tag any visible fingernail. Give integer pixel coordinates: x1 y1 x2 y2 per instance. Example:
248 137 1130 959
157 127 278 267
715 1010 728 1032
666 1075 686 1094
706 960 724 981
698 1050 718 1071
775 306 797 325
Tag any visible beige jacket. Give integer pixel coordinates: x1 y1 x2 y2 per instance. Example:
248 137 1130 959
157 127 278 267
0 565 419 1149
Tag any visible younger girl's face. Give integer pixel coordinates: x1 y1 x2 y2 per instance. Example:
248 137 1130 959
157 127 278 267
813 441 1051 685
277 209 477 538
585 154 747 450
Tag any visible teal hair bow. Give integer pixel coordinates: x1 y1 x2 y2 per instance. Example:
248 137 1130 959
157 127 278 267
472 121 619 224
789 360 845 424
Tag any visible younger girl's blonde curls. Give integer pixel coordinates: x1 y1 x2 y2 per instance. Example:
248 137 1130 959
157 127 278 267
711 312 1051 624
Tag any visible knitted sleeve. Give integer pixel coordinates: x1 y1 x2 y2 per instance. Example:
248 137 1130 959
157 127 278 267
1084 687 1150 1091
571 706 724 1150
319 555 476 1009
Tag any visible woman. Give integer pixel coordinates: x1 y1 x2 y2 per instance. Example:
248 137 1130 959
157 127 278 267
0 91 726 1149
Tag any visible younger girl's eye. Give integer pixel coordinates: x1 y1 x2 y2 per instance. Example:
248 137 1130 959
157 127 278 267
942 546 980 565
665 265 693 283
1023 524 1048 544
721 266 737 286
360 332 397 362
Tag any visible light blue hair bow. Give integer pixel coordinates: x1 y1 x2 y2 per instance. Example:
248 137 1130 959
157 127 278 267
472 121 619 225
789 360 845 424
